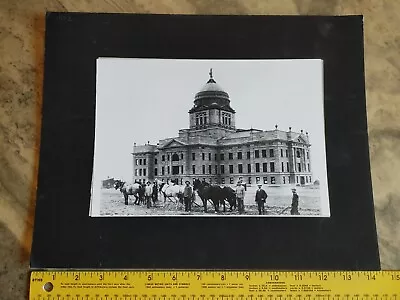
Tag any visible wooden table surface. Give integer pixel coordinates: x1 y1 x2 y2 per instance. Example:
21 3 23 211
0 1 399 299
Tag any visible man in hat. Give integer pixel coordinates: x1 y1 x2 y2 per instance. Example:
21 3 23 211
255 184 268 215
291 188 300 215
235 180 246 214
183 180 193 212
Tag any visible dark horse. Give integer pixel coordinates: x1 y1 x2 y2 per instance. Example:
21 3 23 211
193 179 236 213
114 180 145 205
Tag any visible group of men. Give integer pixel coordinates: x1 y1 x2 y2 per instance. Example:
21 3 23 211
143 181 159 209
235 179 300 215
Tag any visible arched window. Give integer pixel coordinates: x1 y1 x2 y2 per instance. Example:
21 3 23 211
172 153 179 161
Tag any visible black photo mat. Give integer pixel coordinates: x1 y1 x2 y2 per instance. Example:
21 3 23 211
30 13 380 270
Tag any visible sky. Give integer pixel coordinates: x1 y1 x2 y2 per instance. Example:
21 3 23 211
93 58 327 185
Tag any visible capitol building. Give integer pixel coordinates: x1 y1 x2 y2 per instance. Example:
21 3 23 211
132 69 313 186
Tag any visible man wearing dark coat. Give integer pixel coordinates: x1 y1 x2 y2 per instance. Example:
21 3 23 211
183 181 193 212
291 188 300 215
255 184 268 215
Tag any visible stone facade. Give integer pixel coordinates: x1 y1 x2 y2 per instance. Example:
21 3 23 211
133 69 313 186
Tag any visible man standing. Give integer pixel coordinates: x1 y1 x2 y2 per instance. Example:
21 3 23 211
235 180 245 214
183 181 193 212
255 184 268 215
145 181 153 209
152 181 158 205
291 188 300 215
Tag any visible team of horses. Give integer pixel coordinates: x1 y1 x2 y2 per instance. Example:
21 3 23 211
113 179 237 213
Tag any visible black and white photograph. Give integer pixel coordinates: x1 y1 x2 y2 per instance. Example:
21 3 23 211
90 58 330 217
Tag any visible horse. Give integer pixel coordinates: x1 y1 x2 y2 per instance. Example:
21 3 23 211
114 180 144 205
193 179 226 213
160 181 185 208
221 186 237 211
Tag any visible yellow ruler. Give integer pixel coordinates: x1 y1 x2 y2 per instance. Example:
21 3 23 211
30 271 400 300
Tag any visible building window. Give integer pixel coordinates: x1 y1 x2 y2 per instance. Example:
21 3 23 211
135 169 138 176
192 165 195 174
220 153 225 161
229 165 234 174
154 168 158 176
247 164 251 173
237 152 242 159
230 178 234 184
281 162 284 172
143 159 147 165
238 164 243 174
209 153 211 160
135 159 139 166
139 159 142 165
202 165 206 174
209 165 212 174
246 151 250 159
283 176 286 184
296 176 299 184
215 165 218 174
256 177 260 184
229 153 233 160
139 169 142 176
180 165 183 174
143 169 147 176
162 167 165 175
269 149 274 157
172 153 179 161
307 151 309 159
220 165 225 174
172 166 179 175
270 162 275 172
271 176 276 184
181 153 184 159
221 178 225 184
308 163 310 172
286 150 288 157
162 155 165 161
167 166 170 174
262 163 267 172
298 163 301 172
287 162 289 172
155 158 158 165
263 177 268 184
306 176 308 183
262 150 267 158
309 176 312 183
215 153 217 160
296 150 301 158
202 153 205 160
248 177 252 184
255 163 260 173
255 150 260 158
167 154 170 161
280 149 283 157
192 153 196 160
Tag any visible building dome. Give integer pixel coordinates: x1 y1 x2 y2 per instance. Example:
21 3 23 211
193 69 231 109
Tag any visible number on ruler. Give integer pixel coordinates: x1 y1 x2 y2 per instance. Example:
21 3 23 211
367 274 376 280
319 274 328 281
294 274 303 280
343 274 352 280
392 274 400 280
270 274 279 281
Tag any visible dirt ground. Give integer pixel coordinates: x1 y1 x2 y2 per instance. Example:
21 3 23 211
100 185 321 216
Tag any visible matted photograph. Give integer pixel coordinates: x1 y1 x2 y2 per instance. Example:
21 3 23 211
90 58 330 217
